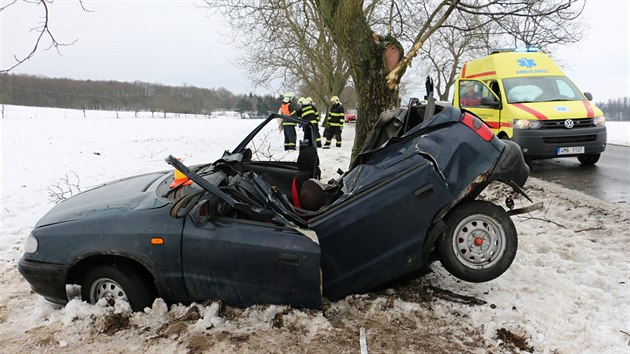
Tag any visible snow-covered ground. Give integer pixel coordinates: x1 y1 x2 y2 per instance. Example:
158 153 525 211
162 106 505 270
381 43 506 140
605 121 630 146
1 104 629 353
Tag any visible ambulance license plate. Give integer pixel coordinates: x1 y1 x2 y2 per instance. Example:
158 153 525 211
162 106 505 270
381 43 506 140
557 146 584 155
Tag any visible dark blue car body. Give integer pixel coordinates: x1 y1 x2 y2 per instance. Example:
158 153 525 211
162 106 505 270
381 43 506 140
19 103 531 311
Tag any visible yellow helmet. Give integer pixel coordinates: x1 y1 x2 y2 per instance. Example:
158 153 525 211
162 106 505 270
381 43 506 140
298 97 306 105
330 96 339 104
305 97 313 104
283 93 293 103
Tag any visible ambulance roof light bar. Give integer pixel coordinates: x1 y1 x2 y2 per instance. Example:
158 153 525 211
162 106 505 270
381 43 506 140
515 47 540 52
490 47 540 54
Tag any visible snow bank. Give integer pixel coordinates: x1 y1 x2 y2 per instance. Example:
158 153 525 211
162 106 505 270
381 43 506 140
1 105 629 353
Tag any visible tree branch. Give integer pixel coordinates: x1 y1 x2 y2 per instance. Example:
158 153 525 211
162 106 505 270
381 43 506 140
1 0 85 74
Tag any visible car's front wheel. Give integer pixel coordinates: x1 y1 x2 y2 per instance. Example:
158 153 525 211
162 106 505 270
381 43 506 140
81 264 156 312
438 201 517 282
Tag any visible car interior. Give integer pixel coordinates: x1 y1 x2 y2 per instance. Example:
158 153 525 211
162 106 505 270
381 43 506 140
171 101 447 222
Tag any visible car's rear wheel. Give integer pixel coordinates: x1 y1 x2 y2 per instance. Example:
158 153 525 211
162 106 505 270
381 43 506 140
438 201 517 282
577 153 600 166
81 264 155 312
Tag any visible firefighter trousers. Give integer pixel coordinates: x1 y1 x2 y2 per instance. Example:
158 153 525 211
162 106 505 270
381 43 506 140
324 126 342 147
283 125 297 150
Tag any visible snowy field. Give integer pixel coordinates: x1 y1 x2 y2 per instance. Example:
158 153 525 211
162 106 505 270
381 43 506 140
1 104 629 353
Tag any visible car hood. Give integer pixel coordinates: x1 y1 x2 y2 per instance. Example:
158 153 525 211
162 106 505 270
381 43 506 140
506 100 603 119
35 172 169 228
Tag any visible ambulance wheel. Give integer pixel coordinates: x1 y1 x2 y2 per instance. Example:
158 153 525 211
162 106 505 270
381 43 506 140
577 153 600 166
438 201 517 283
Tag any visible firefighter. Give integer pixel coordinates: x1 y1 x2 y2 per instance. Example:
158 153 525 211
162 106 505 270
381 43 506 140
278 93 297 150
323 96 344 148
297 97 322 147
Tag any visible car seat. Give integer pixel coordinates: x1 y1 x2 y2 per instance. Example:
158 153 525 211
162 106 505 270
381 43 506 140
299 179 327 211
292 144 320 208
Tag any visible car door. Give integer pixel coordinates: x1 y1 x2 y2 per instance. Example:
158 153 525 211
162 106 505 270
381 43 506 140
181 217 322 309
165 136 322 309
309 151 452 300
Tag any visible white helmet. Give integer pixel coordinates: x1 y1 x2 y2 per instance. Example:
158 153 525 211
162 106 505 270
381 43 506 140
298 97 306 105
305 97 313 104
330 96 340 104
283 92 294 103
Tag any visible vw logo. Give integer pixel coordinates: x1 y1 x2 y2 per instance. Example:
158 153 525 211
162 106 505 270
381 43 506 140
564 119 575 129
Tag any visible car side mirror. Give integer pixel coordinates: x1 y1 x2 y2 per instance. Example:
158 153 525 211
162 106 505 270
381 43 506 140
480 96 501 109
583 92 593 101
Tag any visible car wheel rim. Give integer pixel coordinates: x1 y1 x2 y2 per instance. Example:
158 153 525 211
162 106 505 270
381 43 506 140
451 214 506 269
89 277 128 306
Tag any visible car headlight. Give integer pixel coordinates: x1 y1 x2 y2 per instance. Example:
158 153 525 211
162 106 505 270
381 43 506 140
514 119 542 130
594 115 606 127
24 233 38 253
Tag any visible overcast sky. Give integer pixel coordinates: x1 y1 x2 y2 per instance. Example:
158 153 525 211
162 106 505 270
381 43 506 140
2 0 628 101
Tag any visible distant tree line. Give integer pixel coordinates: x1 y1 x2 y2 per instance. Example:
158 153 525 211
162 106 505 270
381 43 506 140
0 74 282 118
595 97 630 121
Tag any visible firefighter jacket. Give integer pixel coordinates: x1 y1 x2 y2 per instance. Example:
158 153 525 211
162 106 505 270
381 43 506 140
299 103 319 126
327 103 345 128
279 102 297 126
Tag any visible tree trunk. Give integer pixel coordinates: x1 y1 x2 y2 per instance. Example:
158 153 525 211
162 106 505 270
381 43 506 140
316 1 400 164
352 67 397 160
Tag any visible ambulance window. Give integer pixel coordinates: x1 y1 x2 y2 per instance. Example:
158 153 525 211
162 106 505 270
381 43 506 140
504 76 582 103
557 81 571 95
556 80 579 99
504 77 543 103
507 85 543 103
459 81 488 108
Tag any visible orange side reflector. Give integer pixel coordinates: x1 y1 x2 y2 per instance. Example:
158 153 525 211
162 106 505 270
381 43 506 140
151 237 164 245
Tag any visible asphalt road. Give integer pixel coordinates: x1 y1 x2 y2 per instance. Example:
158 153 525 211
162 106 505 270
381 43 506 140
528 144 630 205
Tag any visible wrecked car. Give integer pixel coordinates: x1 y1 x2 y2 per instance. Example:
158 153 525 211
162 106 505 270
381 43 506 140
18 99 538 311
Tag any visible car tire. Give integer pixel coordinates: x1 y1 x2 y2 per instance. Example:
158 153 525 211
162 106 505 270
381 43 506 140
81 264 156 312
577 153 600 166
438 200 517 283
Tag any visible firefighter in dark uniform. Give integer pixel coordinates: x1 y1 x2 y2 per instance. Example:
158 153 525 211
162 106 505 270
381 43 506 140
323 96 344 148
279 93 297 150
297 97 322 147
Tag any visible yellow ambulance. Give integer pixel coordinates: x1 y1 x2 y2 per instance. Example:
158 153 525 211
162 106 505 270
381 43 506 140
453 48 607 165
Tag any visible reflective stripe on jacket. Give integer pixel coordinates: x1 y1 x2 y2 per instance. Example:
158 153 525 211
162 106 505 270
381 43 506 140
327 103 345 127
300 104 319 124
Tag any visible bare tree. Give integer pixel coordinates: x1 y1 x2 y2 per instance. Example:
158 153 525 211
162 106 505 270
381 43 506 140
203 0 584 160
409 1 584 102
0 0 89 74
493 0 584 49
203 0 353 107
415 22 491 101
313 0 584 160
